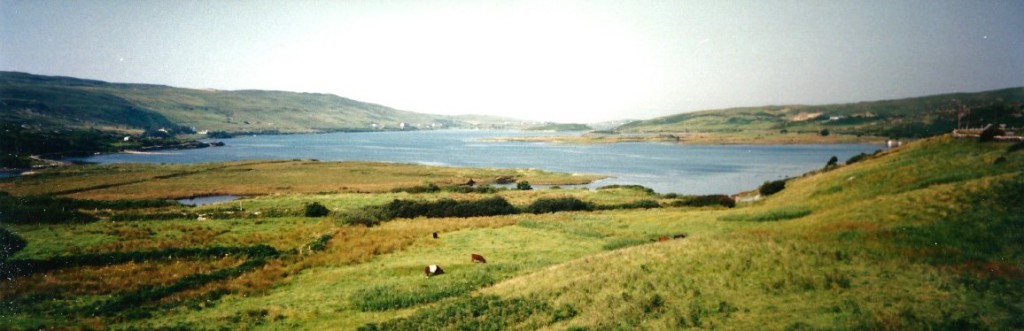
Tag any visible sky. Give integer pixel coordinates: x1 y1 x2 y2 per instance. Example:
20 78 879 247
1 1 1022 123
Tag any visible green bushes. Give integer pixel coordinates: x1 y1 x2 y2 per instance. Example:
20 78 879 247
304 202 330 217
308 234 333 252
599 184 656 195
516 181 533 190
525 197 594 214
1 244 279 277
0 227 27 261
671 195 736 208
979 125 1004 142
342 197 518 225
0 194 97 224
759 179 787 196
846 152 870 165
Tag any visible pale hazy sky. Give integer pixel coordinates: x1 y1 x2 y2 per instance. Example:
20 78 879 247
1 1 1022 123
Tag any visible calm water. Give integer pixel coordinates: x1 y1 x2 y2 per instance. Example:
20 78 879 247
72 130 882 195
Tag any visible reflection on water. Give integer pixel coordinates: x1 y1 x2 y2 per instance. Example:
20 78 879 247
177 195 240 206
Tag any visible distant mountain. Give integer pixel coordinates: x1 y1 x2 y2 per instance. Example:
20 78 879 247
0 71 518 134
618 87 1024 138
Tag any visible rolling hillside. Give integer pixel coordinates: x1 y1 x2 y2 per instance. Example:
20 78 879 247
1 135 1022 329
619 87 1024 138
0 71 515 134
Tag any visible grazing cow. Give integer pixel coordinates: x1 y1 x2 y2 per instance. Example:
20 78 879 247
424 264 444 277
657 236 670 242
471 254 487 263
673 234 687 239
432 232 439 239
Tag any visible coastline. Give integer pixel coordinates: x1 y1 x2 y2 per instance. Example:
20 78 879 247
483 131 889 145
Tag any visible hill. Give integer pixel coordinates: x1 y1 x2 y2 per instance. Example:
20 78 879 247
0 71 515 134
619 87 1024 138
1 135 1022 329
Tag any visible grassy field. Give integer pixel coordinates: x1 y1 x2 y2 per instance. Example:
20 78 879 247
1 135 1022 330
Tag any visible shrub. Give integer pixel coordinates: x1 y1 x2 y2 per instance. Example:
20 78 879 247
341 207 388 227
978 125 1004 142
759 179 787 196
846 152 870 165
0 194 97 224
304 202 330 217
600 199 661 210
819 129 830 136
0 228 27 261
391 184 440 194
825 155 838 168
673 194 735 208
525 197 593 214
516 181 533 190
308 234 333 252
1009 141 1024 153
598 185 656 195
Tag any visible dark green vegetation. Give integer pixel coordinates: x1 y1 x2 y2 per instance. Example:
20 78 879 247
618 86 1024 139
0 135 1022 330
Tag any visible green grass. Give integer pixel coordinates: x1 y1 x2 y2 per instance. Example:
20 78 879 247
1 135 1022 330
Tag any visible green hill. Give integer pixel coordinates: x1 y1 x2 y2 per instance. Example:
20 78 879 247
619 87 1024 138
1 135 1022 329
0 71 512 134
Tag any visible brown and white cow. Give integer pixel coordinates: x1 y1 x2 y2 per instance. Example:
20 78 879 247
471 254 487 263
424 264 444 277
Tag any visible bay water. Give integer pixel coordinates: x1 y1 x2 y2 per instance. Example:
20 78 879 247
73 130 882 195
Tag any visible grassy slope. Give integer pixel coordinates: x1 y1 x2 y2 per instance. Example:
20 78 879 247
618 87 1024 139
2 136 1022 330
0 71 508 133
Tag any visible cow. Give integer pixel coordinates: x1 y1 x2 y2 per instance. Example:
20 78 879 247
673 233 687 239
424 264 444 277
471 254 487 263
432 232 438 239
657 236 670 242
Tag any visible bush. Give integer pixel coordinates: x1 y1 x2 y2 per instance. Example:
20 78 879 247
1009 141 1024 153
825 155 838 168
0 194 98 224
600 199 661 210
391 183 440 194
516 181 533 190
341 207 388 227
978 125 1004 142
347 197 519 224
819 129 830 136
846 152 870 165
0 228 27 261
672 195 736 208
598 185 656 195
759 179 787 196
525 197 593 214
304 202 330 217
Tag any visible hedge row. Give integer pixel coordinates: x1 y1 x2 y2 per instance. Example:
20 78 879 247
1 244 279 278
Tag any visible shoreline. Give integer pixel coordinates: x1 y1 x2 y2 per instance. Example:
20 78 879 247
483 131 889 145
